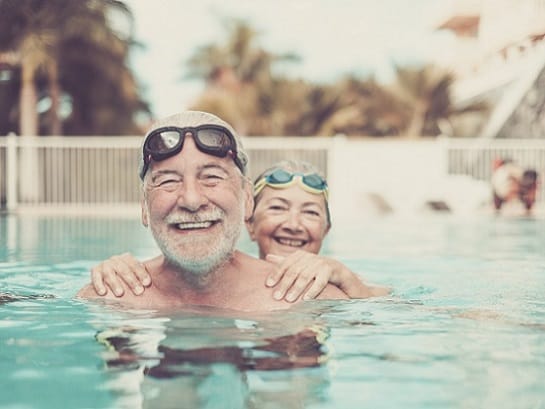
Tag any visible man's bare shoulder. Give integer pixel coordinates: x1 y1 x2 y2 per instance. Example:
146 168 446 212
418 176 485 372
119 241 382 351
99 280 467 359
232 250 276 275
76 283 102 299
75 283 141 301
317 283 350 300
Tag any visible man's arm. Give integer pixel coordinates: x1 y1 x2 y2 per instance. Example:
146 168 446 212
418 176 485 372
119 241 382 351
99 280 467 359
76 283 124 300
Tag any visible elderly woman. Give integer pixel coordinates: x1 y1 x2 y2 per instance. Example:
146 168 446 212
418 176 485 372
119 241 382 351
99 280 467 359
90 160 388 301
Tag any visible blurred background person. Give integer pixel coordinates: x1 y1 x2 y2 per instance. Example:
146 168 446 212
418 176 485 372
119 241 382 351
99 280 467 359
491 158 522 212
491 158 539 215
519 169 539 214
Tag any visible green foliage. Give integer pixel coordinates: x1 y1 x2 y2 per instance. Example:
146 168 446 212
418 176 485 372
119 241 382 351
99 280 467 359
0 0 149 135
185 18 478 137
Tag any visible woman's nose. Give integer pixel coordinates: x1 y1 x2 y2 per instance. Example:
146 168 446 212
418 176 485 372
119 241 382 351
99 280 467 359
282 210 303 231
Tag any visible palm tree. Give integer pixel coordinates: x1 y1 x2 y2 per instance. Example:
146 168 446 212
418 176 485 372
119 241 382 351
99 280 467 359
0 0 146 136
186 18 300 135
391 64 455 137
186 19 482 138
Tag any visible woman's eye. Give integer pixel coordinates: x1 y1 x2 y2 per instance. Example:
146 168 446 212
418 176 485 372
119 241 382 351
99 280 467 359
303 210 320 217
268 205 287 211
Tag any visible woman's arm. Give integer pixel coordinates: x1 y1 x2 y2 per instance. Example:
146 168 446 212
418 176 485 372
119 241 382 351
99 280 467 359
265 250 390 302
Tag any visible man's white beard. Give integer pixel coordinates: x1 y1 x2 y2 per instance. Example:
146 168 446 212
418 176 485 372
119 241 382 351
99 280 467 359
151 204 244 288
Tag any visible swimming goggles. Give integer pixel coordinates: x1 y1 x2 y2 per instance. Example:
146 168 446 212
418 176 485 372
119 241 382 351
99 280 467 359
140 125 247 179
254 168 329 201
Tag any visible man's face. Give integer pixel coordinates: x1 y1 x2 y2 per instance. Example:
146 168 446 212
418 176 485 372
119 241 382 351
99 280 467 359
141 133 252 278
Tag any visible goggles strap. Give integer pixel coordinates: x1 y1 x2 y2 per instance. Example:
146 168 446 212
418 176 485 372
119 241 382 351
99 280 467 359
253 174 328 201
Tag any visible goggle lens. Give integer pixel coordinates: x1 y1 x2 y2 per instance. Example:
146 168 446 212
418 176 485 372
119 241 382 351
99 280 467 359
267 169 293 184
197 128 231 153
301 173 327 190
147 131 180 151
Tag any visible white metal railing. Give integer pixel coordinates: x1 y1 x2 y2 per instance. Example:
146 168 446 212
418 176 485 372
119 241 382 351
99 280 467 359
446 137 545 183
0 135 143 212
0 135 544 214
0 135 333 213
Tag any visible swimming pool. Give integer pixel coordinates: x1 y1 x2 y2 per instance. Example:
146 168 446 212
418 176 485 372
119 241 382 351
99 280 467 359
1 213 544 408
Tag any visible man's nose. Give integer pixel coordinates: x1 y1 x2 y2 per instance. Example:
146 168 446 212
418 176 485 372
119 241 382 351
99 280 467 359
176 178 208 211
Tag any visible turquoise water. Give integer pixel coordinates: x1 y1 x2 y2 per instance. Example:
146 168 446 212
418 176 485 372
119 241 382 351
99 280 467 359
1 214 545 409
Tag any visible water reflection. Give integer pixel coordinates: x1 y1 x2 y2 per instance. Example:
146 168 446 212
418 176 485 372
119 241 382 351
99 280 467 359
92 307 333 408
0 292 55 305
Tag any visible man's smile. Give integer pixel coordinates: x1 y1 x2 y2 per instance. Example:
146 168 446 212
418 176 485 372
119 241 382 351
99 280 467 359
173 221 217 230
166 209 224 232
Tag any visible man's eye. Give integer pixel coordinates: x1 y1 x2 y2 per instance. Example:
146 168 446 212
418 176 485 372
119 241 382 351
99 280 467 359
153 178 180 189
201 174 224 185
158 179 178 185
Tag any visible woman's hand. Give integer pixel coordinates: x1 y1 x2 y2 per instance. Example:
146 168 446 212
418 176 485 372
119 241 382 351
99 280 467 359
265 250 383 302
91 253 151 297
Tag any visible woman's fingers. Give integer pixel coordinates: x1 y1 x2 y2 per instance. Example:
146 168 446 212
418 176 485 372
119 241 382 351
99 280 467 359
119 253 151 287
264 254 286 287
91 262 125 297
269 253 307 300
91 264 108 296
90 253 150 296
285 258 330 302
301 269 330 300
268 252 319 302
265 251 338 302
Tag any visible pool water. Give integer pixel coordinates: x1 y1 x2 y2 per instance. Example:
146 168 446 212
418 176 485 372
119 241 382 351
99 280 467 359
1 214 545 409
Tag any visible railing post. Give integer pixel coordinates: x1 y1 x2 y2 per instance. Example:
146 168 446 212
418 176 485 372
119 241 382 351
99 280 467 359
437 134 449 179
6 132 18 212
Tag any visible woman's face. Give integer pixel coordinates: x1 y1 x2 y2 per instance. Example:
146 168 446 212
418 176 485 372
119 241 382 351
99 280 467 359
246 184 330 259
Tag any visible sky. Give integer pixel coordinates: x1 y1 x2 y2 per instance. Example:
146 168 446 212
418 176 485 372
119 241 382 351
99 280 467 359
125 0 454 118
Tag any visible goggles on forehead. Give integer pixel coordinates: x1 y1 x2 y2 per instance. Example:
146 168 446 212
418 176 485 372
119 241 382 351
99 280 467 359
140 125 247 180
254 168 329 201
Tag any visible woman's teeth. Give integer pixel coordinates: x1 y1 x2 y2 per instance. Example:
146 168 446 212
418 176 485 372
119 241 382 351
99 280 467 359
276 238 305 247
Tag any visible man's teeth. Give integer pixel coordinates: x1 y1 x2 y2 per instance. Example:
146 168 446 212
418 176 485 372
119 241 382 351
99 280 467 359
175 221 213 230
276 238 305 247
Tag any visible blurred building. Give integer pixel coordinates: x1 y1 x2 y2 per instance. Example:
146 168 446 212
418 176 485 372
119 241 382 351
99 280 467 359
434 0 545 138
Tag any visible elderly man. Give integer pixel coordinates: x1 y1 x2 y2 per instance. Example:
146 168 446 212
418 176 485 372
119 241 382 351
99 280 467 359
77 111 347 310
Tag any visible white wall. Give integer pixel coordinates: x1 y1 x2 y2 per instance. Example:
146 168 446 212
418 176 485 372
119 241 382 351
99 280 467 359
328 137 454 222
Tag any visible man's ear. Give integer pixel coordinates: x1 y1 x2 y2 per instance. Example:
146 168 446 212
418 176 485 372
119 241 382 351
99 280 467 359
246 217 256 241
141 199 149 228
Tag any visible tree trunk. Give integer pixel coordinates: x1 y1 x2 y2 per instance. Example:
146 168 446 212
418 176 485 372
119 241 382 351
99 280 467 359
19 58 40 202
405 100 427 138
19 59 38 136
47 61 62 135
